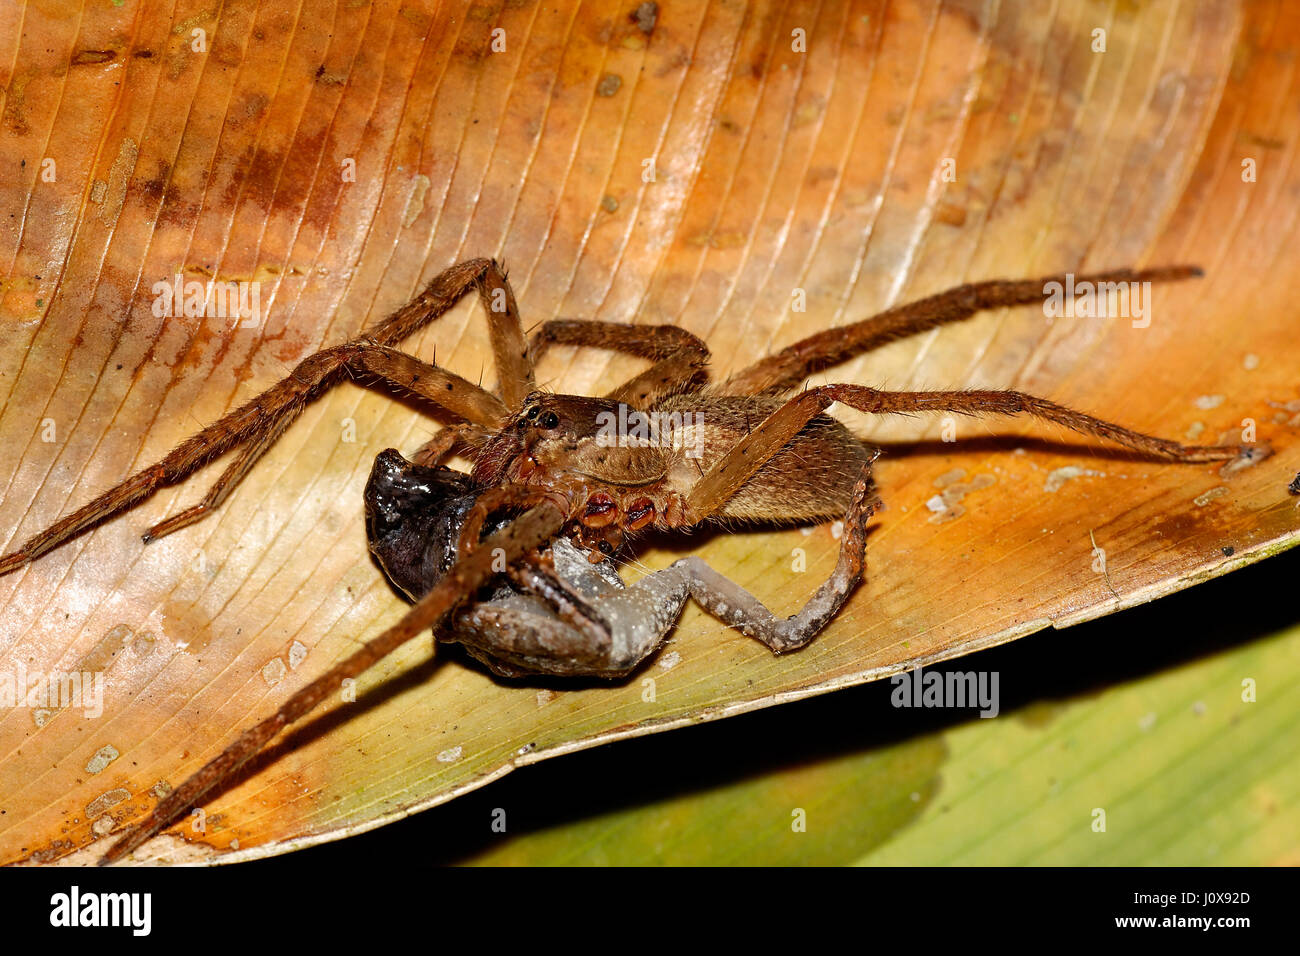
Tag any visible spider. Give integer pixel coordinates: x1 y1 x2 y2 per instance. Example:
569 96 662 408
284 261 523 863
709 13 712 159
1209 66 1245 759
0 258 1262 864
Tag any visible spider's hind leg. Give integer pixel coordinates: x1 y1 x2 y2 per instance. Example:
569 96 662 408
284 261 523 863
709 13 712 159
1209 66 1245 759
685 383 1261 524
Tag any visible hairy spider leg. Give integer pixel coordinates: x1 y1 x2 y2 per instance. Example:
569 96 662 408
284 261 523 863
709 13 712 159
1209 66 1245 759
0 259 536 575
719 265 1204 396
686 384 1257 521
140 344 508 541
99 497 566 865
528 319 710 406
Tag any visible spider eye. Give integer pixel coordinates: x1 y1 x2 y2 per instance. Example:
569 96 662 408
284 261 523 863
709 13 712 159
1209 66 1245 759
539 411 560 429
525 407 539 419
598 540 614 556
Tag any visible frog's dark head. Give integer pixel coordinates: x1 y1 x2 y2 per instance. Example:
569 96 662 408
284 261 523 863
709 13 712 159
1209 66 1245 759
364 449 507 601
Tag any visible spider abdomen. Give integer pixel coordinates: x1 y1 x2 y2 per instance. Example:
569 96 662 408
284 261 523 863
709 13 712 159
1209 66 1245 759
653 393 877 524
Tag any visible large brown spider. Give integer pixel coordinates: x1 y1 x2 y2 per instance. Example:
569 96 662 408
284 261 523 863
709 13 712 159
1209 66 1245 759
0 258 1262 864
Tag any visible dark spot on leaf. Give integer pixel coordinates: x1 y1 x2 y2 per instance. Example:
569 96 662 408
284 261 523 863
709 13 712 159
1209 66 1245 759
72 50 117 66
596 73 622 97
630 1 658 34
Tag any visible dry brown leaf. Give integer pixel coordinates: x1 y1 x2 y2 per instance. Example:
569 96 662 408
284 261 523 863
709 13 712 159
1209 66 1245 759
1 0 1297 864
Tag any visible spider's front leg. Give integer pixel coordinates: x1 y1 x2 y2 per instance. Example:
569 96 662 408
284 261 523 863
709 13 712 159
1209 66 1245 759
0 258 534 576
528 318 711 406
100 495 567 865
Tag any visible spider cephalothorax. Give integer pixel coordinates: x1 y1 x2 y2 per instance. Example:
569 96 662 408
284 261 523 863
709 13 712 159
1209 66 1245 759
472 388 876 557
0 257 1267 863
470 391 671 555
